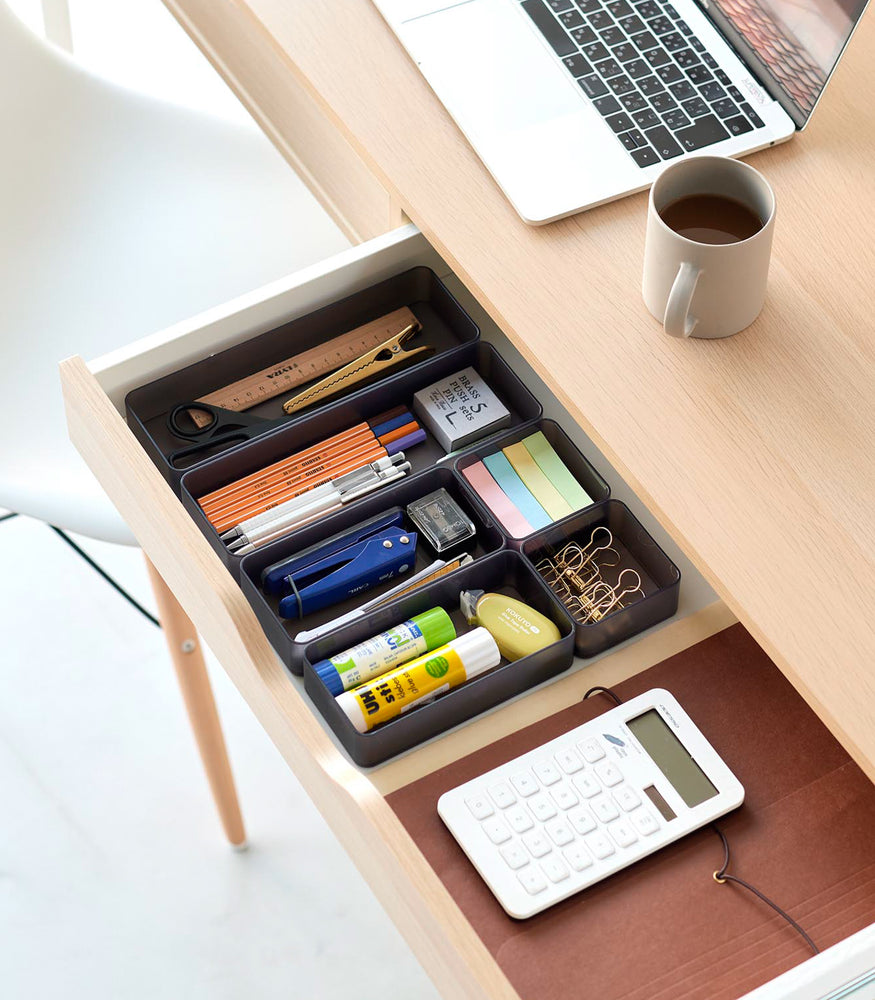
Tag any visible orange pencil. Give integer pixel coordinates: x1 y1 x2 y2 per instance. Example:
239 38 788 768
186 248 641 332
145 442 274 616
206 444 387 530
198 422 372 508
202 438 383 521
210 447 387 533
377 420 419 447
197 405 410 507
199 429 376 516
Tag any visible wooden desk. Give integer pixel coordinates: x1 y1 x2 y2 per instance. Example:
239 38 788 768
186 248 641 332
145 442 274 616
165 1 875 776
60 2 875 997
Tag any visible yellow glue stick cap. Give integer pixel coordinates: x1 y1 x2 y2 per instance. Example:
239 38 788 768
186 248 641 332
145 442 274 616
460 590 560 661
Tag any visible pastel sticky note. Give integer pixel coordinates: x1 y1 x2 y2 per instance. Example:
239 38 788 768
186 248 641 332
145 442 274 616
482 453 551 531
461 461 534 538
523 431 593 511
502 442 574 522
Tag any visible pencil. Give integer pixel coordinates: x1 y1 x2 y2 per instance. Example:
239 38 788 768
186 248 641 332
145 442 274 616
202 424 420 528
202 437 385 522
209 446 387 533
197 408 413 511
198 424 373 511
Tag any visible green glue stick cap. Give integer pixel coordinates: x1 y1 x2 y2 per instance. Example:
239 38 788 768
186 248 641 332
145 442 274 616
413 607 456 650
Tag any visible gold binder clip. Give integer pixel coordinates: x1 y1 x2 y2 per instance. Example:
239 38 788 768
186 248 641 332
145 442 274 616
535 527 644 625
282 321 431 415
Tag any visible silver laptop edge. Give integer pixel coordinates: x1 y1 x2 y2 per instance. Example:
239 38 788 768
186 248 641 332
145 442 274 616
373 0 866 222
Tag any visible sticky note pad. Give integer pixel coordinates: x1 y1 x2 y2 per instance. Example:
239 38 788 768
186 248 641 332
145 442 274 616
461 461 534 538
482 453 551 532
502 442 574 522
523 431 593 512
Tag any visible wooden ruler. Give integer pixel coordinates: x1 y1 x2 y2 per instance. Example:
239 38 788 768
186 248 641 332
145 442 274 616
189 306 418 427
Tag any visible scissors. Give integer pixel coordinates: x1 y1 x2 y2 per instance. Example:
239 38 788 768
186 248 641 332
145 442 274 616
166 402 283 468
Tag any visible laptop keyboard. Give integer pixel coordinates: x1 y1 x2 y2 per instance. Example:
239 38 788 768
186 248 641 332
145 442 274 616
520 0 766 167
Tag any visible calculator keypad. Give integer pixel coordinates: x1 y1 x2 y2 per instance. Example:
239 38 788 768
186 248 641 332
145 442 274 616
457 736 663 912
439 691 744 919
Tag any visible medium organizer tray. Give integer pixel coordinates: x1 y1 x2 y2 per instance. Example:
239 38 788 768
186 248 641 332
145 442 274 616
180 341 541 575
238 468 505 674
522 500 680 658
302 550 576 767
125 267 480 489
454 418 610 545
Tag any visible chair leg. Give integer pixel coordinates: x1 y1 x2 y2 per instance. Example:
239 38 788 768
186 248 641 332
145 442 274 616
144 555 247 848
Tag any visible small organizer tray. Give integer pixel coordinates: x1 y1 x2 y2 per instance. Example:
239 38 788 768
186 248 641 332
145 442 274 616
301 550 576 767
125 267 480 490
179 341 542 575
521 500 681 658
454 418 611 545
238 468 505 673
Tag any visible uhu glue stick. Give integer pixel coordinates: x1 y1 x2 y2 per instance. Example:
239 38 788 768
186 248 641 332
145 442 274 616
313 607 456 696
336 628 500 733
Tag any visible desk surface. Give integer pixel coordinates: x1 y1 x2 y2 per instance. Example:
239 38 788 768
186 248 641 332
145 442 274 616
164 1 875 776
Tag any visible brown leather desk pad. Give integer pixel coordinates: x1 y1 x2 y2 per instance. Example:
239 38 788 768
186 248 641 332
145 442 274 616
386 625 875 1000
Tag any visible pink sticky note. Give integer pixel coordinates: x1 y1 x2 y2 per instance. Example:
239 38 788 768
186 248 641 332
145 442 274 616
461 461 534 538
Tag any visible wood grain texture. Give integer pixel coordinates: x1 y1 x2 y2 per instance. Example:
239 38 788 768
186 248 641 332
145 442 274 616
60 356 520 1000
163 0 875 780
161 0 402 242
144 555 246 846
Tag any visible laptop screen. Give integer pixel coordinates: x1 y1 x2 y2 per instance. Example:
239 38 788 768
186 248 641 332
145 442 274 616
704 0 868 121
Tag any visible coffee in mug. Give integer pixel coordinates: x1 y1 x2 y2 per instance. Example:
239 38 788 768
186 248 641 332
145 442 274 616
642 157 776 339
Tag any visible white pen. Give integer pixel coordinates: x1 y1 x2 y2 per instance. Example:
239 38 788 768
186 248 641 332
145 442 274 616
229 465 411 556
294 558 448 644
220 455 400 542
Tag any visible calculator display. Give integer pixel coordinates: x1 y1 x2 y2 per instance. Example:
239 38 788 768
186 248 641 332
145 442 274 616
627 710 718 808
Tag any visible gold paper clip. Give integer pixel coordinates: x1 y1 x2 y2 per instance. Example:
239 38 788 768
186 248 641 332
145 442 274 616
282 321 432 415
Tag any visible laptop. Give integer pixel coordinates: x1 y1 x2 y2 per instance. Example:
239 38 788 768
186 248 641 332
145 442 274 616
373 0 869 223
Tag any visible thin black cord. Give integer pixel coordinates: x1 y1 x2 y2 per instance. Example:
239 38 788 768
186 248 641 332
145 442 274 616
711 824 819 954
49 525 161 628
0 511 19 524
582 684 819 956
583 685 623 706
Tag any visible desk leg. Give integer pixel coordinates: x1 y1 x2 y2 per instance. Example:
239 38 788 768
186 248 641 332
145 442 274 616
144 556 246 848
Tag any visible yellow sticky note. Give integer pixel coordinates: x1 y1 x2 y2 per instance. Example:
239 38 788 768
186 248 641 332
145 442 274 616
502 442 573 522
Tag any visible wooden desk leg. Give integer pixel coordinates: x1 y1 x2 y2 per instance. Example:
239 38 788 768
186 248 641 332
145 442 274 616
144 555 247 848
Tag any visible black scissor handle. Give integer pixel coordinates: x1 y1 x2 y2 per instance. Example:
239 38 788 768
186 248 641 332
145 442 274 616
168 402 223 438
167 431 255 469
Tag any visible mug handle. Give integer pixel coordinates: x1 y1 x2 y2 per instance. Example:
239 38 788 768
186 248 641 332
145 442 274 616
664 262 701 339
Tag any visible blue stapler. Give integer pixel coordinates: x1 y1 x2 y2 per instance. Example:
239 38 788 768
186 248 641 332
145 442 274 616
261 510 405 594
265 511 418 620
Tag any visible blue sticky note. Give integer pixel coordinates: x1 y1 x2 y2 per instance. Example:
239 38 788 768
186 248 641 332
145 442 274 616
483 452 551 530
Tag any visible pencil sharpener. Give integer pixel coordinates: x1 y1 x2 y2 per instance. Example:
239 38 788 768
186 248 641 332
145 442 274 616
406 489 476 554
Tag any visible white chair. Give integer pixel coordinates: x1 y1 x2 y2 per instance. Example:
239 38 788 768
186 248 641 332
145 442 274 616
0 2 349 844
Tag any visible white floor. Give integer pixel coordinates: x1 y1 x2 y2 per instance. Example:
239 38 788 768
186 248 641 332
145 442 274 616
0 514 440 1000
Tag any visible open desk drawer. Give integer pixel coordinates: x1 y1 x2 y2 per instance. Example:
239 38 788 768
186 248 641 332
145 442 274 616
59 224 875 1000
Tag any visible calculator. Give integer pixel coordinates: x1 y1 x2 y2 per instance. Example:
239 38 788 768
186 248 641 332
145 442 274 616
438 689 744 919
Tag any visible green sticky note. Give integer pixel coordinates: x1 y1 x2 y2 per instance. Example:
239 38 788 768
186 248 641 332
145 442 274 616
503 442 573 522
523 431 593 512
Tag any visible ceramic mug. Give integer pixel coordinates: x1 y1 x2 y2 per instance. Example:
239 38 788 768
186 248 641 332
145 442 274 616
642 156 776 339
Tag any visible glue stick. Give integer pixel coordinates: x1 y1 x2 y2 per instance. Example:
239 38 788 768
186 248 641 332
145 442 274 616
336 628 500 733
313 607 455 696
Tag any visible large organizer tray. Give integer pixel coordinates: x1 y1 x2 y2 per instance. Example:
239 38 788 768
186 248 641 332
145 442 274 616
124 266 682 764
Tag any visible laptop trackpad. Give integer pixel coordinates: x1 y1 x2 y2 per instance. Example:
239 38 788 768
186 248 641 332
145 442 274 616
400 0 584 135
